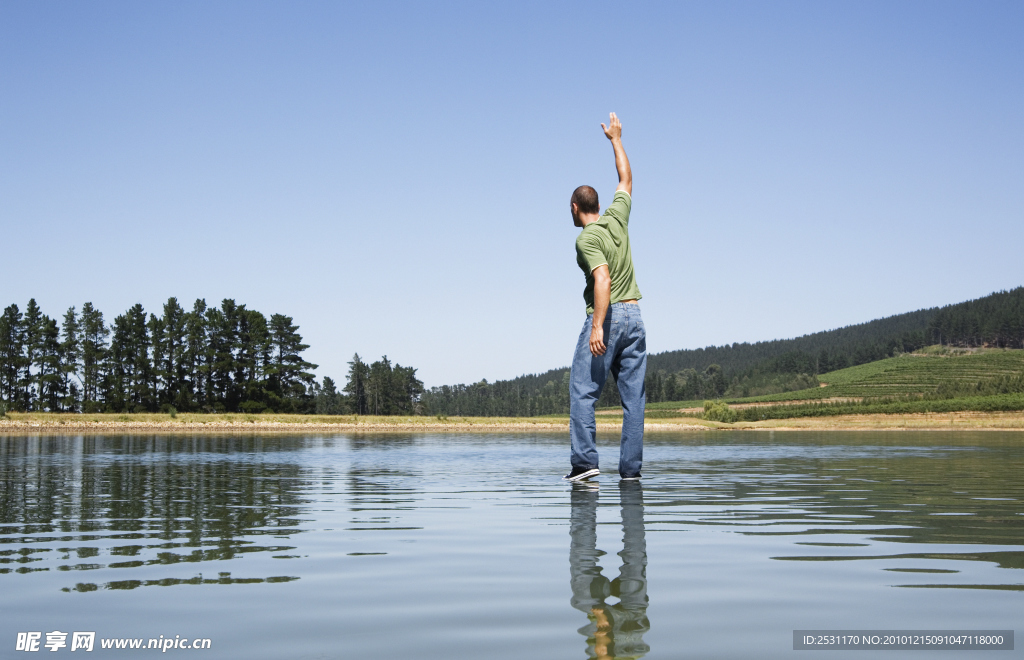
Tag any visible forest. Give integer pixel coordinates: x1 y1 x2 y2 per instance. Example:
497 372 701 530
0 298 421 415
927 287 1024 348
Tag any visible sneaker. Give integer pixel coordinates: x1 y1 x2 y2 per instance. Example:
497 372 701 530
620 474 642 481
563 467 600 482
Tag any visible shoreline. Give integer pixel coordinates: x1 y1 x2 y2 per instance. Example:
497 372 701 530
2 411 1024 433
0 416 707 434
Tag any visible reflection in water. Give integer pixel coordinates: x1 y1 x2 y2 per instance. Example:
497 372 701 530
0 435 311 590
570 482 649 660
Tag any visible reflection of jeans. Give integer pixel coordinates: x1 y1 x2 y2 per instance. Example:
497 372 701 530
569 303 646 478
569 482 650 659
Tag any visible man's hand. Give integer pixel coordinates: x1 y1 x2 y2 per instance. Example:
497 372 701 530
601 112 622 141
590 325 606 357
602 113 631 195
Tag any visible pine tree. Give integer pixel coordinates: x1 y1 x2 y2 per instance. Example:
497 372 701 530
237 308 271 410
391 364 424 414
367 356 393 415
107 304 153 412
127 304 153 410
106 314 130 412
0 305 24 408
21 299 43 410
160 297 187 410
37 317 62 411
268 313 317 412
205 301 238 411
343 353 369 415
59 307 81 412
183 299 209 411
80 302 108 412
148 312 167 407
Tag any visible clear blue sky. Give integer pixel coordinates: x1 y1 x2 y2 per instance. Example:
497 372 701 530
2 1 1022 387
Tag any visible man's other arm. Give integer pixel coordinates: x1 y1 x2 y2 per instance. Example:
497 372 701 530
590 265 611 356
601 112 632 196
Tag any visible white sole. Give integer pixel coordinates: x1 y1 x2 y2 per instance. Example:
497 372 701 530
563 468 600 482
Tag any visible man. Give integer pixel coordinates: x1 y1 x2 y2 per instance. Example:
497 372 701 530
564 112 647 482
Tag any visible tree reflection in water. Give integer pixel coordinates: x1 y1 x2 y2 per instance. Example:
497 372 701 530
569 481 650 660
0 435 310 590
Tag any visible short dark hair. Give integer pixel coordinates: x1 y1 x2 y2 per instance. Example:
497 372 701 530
571 185 599 215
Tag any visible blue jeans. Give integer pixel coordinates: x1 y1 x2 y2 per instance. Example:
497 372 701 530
569 302 647 478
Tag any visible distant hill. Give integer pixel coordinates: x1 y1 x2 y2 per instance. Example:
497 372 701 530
647 306 936 376
420 287 1024 416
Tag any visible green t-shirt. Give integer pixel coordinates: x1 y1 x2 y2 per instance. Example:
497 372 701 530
575 190 642 315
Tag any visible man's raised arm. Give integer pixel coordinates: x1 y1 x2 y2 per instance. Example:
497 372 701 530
601 112 632 196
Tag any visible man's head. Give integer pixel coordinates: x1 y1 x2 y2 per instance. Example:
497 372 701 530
570 185 600 227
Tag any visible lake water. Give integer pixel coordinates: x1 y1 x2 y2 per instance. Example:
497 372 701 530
1 431 1022 659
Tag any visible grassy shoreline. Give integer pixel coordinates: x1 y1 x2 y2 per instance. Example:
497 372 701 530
2 411 1024 433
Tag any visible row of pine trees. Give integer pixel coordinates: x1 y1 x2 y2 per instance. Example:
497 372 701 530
320 354 424 416
0 298 422 415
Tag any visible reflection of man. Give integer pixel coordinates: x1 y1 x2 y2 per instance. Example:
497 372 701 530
564 112 646 483
569 482 650 659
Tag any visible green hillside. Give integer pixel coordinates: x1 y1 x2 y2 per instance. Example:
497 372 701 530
813 348 1024 398
645 347 1024 421
649 347 1024 408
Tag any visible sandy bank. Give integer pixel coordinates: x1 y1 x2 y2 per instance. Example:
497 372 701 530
0 413 709 434
2 411 1024 433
